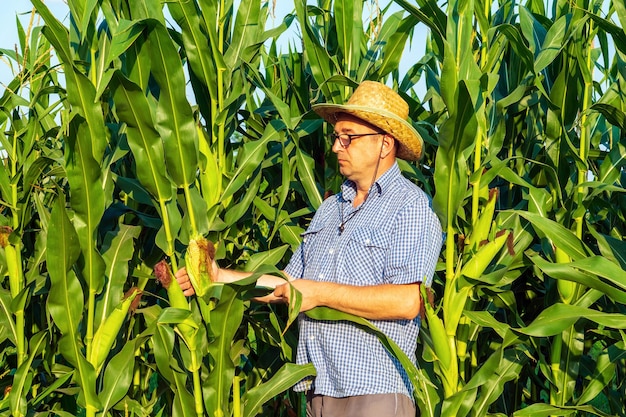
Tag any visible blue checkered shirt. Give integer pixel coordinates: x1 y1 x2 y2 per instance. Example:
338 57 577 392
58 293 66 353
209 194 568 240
284 162 442 399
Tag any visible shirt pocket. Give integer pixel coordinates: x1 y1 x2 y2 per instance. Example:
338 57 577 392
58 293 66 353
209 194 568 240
340 228 390 286
300 224 327 267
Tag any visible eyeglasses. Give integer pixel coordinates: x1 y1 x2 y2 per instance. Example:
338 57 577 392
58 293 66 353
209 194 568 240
330 132 384 148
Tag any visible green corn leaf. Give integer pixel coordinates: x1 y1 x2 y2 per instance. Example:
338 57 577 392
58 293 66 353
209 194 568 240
249 71 295 128
173 370 196 417
433 79 477 227
576 342 626 405
30 0 73 64
225 0 263 68
47 197 101 411
167 0 221 99
585 9 626 56
0 157 11 207
243 245 289 272
205 284 245 417
441 388 477 417
464 310 511 339
224 174 261 227
66 117 106 295
597 142 626 187
221 135 273 202
58 326 101 411
512 403 605 416
518 6 546 56
47 197 83 337
153 324 176 384
111 72 173 203
296 148 323 209
394 0 445 52
534 15 568 73
334 0 360 78
513 211 590 260
587 224 626 268
22 156 54 200
106 19 146 72
493 24 535 72
373 14 419 80
294 1 337 101
99 340 144 414
242 363 316 417
96 225 141 330
468 348 528 416
0 289 17 345
32 372 74 408
516 303 626 337
147 23 198 187
9 331 47 417
530 256 626 304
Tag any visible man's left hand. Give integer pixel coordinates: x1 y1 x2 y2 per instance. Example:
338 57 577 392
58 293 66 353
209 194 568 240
272 279 320 312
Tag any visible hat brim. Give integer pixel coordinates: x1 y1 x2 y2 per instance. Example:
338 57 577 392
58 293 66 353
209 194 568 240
313 103 423 161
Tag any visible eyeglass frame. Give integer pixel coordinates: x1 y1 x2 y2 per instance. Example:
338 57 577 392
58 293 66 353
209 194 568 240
330 132 386 148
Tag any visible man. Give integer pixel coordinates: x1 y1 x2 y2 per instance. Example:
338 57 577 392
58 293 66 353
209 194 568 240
176 81 442 417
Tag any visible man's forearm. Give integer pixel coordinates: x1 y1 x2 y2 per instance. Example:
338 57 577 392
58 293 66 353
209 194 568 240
274 280 422 320
323 282 421 320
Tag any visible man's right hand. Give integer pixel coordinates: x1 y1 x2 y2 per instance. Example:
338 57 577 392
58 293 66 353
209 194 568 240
175 267 196 296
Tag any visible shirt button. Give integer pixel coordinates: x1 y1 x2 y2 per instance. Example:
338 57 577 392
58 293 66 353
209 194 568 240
329 248 334 254
364 238 371 245
318 273 324 279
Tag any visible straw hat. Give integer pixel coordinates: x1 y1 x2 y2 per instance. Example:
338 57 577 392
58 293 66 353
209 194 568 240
312 81 423 160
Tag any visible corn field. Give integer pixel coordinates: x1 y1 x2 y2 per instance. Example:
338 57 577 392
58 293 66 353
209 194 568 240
0 0 625 416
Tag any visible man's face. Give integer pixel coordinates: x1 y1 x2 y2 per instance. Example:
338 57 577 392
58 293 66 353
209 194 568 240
331 114 383 185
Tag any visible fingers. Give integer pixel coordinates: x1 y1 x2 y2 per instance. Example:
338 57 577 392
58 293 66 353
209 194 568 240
174 267 196 296
272 283 289 301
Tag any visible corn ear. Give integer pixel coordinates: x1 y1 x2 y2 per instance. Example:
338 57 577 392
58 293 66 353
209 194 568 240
90 287 141 372
0 226 11 248
1 227 20 298
184 236 215 297
465 189 498 252
154 260 188 309
555 246 576 303
154 260 196 343
461 231 509 279
421 285 456 397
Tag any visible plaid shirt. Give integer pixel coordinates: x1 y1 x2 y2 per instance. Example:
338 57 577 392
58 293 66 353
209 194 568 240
285 162 442 399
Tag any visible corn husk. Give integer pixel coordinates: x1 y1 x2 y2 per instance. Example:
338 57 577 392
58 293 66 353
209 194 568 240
184 237 215 297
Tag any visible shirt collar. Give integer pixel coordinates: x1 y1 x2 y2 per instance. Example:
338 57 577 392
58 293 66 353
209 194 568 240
340 162 401 203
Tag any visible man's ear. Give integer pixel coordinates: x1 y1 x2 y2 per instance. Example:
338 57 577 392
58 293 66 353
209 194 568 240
381 135 397 159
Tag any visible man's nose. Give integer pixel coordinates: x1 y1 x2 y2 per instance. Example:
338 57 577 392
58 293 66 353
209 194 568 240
331 136 342 153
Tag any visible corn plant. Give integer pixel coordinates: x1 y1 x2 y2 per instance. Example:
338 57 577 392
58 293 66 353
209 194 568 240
392 0 626 415
1 0 625 416
1 0 314 415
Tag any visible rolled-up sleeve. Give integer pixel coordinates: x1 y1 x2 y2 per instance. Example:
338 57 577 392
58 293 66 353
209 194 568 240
385 197 442 286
